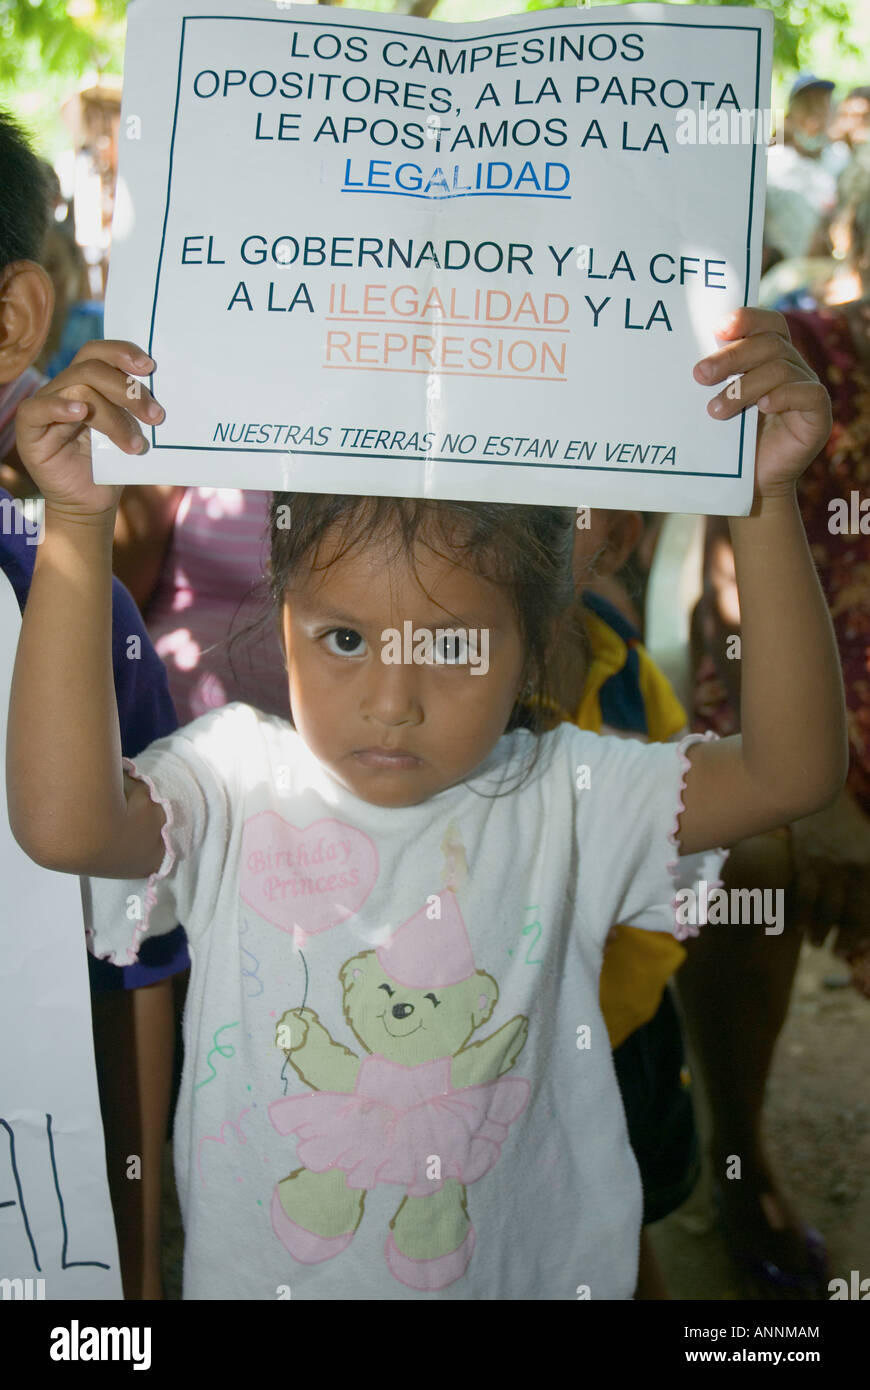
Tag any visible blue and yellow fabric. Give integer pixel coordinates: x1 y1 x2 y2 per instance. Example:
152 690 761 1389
575 592 689 1049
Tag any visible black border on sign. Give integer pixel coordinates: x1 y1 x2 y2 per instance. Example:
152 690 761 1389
147 14 763 479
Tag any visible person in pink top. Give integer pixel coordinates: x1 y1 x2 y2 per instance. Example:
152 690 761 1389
113 485 287 721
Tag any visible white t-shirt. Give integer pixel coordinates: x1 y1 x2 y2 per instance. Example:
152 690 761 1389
82 702 723 1301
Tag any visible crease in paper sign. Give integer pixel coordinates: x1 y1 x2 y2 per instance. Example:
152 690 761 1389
420 112 445 497
422 202 443 498
424 360 442 497
280 449 295 490
112 175 135 244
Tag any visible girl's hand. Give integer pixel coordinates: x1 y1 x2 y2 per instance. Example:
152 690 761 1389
14 340 164 519
693 307 832 498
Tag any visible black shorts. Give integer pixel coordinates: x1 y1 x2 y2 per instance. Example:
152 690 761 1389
612 985 700 1226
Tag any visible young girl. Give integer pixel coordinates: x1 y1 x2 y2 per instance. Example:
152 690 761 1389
8 310 845 1300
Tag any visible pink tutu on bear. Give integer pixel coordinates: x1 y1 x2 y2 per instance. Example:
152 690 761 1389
269 1053 529 1198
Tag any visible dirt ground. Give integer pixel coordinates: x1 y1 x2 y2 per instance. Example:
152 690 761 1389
650 938 870 1299
160 937 869 1301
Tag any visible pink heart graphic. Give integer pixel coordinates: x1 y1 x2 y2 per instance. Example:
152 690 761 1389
240 812 378 938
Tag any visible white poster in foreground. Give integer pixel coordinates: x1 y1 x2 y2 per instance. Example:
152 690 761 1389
100 1 773 514
0 573 122 1300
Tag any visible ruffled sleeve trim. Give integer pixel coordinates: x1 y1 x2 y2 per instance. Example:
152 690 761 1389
83 755 177 967
667 730 731 942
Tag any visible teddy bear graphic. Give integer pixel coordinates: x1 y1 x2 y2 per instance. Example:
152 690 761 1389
268 890 530 1291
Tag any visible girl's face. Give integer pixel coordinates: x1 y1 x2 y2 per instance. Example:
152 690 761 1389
280 527 528 807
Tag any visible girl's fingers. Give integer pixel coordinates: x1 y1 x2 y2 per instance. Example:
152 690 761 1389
15 393 89 451
36 355 164 428
694 330 808 386
69 338 156 375
74 387 153 454
706 358 814 418
17 393 87 427
20 384 149 455
754 380 832 421
715 306 791 343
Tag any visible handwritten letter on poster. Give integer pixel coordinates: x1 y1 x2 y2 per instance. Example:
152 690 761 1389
0 573 121 1300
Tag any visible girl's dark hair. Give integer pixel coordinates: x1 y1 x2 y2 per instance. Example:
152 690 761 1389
0 109 50 270
255 494 582 780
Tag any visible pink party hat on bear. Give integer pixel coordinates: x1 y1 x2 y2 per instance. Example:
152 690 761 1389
376 891 475 988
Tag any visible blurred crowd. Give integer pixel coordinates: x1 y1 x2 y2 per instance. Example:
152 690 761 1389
762 74 870 308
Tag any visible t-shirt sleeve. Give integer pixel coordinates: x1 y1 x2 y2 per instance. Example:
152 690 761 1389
568 724 727 945
80 711 235 968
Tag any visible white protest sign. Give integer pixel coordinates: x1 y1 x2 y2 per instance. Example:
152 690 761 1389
0 571 122 1300
100 0 772 514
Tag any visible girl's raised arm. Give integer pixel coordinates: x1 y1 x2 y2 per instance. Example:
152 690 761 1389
6 340 168 877
678 308 848 857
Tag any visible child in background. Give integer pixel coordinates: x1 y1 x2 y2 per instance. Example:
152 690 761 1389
111 484 288 723
8 310 844 1299
38 213 105 380
571 506 645 632
0 111 49 503
0 108 188 1298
